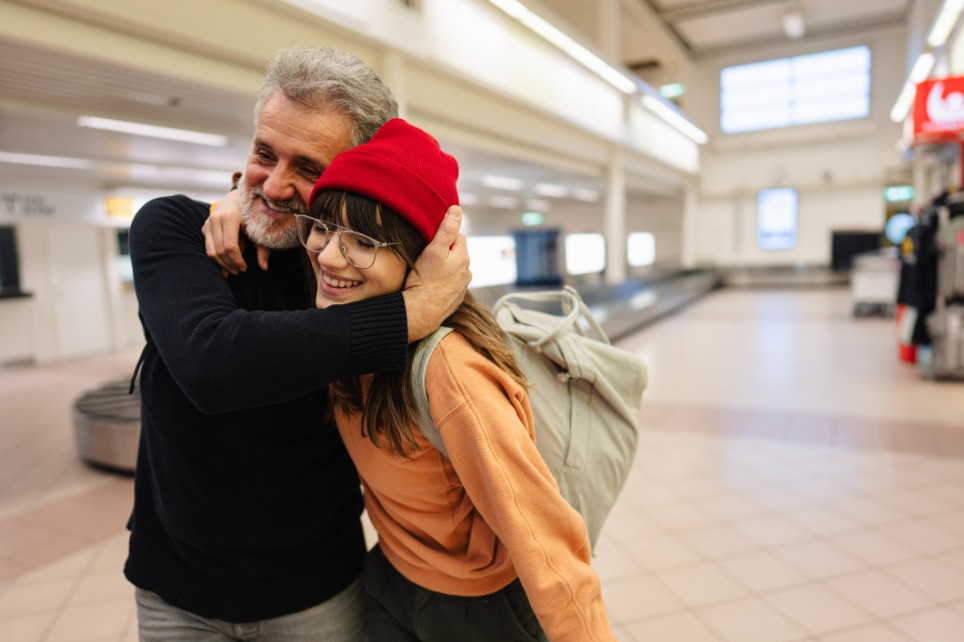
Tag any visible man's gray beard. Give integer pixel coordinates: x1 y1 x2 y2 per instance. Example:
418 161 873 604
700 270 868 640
238 185 304 250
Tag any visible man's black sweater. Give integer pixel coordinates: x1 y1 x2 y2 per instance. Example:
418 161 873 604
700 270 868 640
124 195 408 621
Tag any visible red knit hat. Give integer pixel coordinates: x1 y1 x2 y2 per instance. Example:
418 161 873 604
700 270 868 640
308 118 459 242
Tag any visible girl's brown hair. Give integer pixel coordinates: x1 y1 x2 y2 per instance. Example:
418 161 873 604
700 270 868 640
310 189 527 456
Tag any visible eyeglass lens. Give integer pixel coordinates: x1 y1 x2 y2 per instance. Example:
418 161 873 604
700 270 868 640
296 217 380 268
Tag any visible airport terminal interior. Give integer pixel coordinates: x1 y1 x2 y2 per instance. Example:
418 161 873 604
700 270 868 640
2 0 964 640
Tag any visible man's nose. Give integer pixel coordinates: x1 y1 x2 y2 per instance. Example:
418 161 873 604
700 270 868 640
261 166 296 202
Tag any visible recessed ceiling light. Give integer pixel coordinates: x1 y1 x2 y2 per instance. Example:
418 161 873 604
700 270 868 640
535 183 569 197
489 195 521 209
572 188 599 202
482 175 524 191
487 0 636 94
0 151 92 169
77 116 229 146
928 0 964 47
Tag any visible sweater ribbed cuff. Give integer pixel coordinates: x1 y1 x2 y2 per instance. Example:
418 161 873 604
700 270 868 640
347 293 409 373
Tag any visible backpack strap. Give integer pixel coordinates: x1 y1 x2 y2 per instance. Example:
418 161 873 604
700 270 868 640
128 339 155 394
410 326 454 458
492 285 609 349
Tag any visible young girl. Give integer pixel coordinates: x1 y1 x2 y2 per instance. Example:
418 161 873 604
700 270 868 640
298 118 614 641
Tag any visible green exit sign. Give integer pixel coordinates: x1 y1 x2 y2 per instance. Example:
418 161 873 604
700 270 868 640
884 186 914 202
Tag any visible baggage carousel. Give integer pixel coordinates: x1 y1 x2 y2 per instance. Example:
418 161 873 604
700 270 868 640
73 378 139 473
73 269 720 473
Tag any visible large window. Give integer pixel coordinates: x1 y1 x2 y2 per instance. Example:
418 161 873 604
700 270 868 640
721 46 871 134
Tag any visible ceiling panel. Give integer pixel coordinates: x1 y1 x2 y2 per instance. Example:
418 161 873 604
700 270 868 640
675 4 789 50
646 0 910 53
0 0 914 205
0 34 627 206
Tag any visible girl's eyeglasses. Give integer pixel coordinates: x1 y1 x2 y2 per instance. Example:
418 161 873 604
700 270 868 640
294 214 399 269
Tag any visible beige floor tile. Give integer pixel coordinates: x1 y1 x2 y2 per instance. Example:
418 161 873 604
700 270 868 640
883 518 964 555
648 501 719 531
827 494 910 527
679 523 758 559
753 461 822 488
943 547 964 574
887 459 953 486
654 562 749 608
615 481 680 511
742 487 814 513
875 486 962 516
22 498 126 542
787 479 855 507
2 611 53 642
671 476 734 501
883 558 964 602
825 569 932 618
0 556 29 584
786 505 861 537
922 481 964 508
611 623 634 642
621 533 703 571
0 576 76 618
17 546 96 584
592 540 643 582
733 514 813 548
89 533 131 574
889 605 964 642
66 570 134 606
43 598 132 642
932 509 964 536
815 622 914 641
623 611 726 642
954 598 964 618
764 584 872 635
716 550 809 593
699 494 767 522
601 573 683 624
600 504 664 543
0 520 61 557
829 529 919 566
697 597 807 642
4 288 964 639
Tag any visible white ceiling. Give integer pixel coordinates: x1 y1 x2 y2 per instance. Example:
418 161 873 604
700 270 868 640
0 0 913 209
649 0 909 55
540 0 910 82
0 34 612 211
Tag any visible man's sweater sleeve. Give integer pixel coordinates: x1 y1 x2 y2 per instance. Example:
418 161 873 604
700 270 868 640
129 195 408 413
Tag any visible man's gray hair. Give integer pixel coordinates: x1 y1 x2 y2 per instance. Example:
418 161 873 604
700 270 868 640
256 47 399 147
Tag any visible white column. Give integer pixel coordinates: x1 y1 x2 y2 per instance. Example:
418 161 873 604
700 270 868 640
604 145 626 284
597 0 621 61
380 51 408 119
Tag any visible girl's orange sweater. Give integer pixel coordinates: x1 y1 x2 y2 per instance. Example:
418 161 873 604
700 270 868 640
336 331 615 642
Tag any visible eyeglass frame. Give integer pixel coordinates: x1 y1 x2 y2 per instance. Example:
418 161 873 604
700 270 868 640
293 214 401 269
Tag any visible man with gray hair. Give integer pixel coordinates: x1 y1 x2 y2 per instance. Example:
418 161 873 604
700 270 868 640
125 46 470 640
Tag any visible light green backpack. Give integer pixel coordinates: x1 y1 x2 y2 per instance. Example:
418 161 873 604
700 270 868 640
411 286 647 549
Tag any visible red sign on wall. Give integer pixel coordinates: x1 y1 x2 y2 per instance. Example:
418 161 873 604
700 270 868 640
914 77 964 144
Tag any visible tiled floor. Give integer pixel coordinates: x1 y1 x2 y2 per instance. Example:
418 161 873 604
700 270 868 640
2 288 964 641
